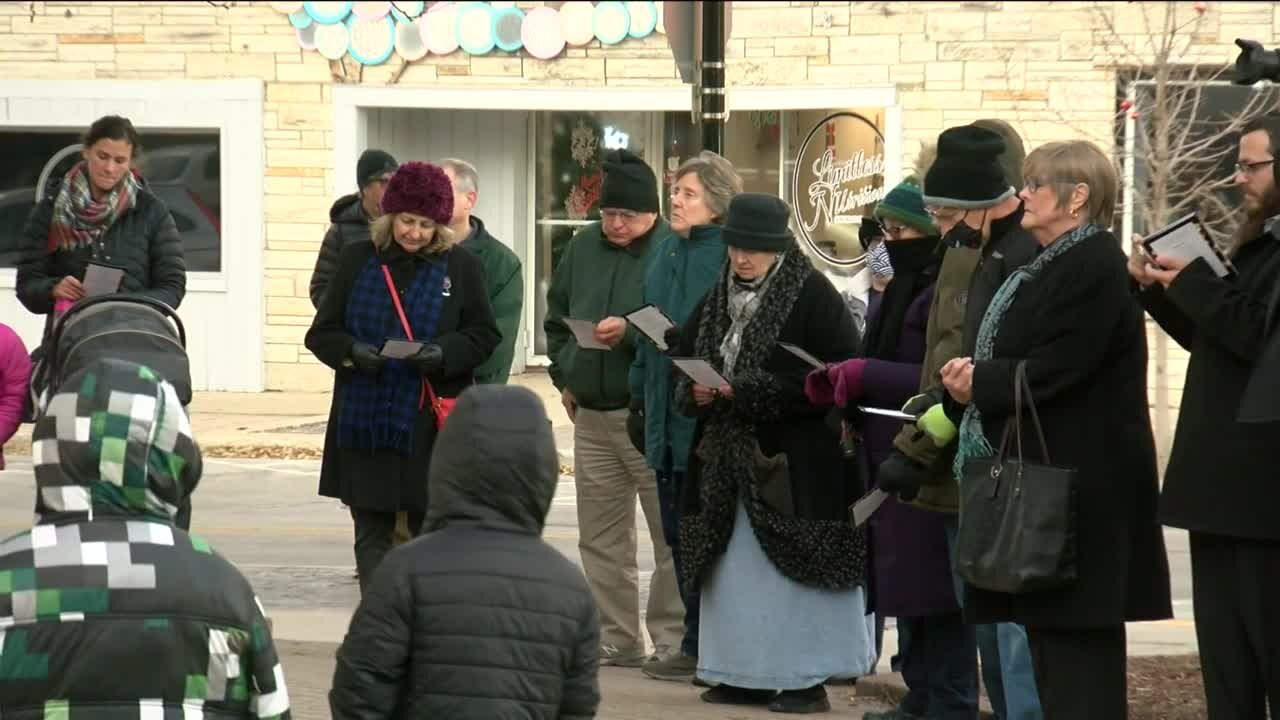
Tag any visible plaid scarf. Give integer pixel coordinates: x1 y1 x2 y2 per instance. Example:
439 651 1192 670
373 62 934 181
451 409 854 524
338 251 450 454
32 358 201 525
48 161 140 253
953 223 1100 480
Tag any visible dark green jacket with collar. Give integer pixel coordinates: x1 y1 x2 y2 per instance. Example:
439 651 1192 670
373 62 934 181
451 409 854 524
462 216 524 385
545 219 666 411
629 224 726 472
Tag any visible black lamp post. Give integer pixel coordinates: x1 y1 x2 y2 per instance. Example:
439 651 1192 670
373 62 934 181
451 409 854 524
698 1 727 155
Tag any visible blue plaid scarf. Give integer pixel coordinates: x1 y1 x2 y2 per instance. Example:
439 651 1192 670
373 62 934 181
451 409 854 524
338 251 450 454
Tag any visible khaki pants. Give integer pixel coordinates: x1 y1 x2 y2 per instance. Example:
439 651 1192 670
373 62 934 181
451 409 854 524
574 408 685 657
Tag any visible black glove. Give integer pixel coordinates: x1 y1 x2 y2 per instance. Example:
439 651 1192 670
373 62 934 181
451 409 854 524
663 325 682 353
626 400 645 455
349 342 387 374
406 343 444 374
876 450 929 502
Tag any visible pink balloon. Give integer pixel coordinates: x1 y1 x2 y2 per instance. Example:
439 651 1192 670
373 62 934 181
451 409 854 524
522 6 565 60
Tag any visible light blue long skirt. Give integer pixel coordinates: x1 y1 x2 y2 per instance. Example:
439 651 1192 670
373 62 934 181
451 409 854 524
696 500 877 690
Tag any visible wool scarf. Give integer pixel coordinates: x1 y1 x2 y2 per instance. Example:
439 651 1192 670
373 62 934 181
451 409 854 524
953 223 1100 478
718 254 785 380
48 161 139 253
338 251 449 454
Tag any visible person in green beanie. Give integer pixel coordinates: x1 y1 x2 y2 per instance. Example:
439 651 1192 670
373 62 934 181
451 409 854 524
808 178 979 720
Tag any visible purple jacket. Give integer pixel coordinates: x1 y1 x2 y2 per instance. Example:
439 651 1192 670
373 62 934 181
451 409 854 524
0 324 31 471
860 286 960 618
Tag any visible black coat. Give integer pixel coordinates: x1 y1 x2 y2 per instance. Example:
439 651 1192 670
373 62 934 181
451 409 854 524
329 385 600 720
677 248 866 593
967 230 1172 629
310 193 371 310
1140 232 1280 540
305 239 500 513
16 180 187 322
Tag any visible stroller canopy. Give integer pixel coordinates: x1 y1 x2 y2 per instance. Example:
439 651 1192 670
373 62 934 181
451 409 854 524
35 296 191 411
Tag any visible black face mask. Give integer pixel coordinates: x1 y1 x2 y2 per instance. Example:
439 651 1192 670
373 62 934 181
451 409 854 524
942 209 987 249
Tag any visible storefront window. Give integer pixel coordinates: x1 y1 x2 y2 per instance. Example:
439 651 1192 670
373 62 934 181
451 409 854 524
0 130 222 272
661 108 886 267
532 110 652 356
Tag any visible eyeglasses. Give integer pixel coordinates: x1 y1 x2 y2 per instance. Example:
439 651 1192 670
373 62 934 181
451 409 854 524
925 206 964 224
882 221 911 236
601 208 642 222
1235 159 1275 175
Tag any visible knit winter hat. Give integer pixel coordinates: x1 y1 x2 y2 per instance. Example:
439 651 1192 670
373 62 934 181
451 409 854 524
722 193 795 253
357 149 398 189
875 177 938 236
599 149 659 213
380 161 454 225
922 125 1017 209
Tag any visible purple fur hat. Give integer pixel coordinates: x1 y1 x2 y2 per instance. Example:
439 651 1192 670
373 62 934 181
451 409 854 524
380 161 454 226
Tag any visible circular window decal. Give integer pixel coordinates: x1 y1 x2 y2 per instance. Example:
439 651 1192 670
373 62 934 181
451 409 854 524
560 1 595 47
423 2 459 55
289 8 313 28
521 6 564 60
351 1 390 21
626 1 657 38
315 20 351 59
492 6 524 53
391 0 424 21
395 18 428 60
789 112 888 268
271 1 305 14
455 2 495 55
303 1 353 25
347 14 395 65
593 2 630 45
296 23 319 49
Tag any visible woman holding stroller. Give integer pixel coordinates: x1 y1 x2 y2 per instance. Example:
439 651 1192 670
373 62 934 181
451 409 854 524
15 115 187 323
306 161 499 591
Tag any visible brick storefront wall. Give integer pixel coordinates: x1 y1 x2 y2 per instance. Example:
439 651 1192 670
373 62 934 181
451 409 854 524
0 1 1266 395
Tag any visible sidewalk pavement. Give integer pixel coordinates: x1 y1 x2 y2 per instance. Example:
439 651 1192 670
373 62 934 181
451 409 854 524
4 369 577 468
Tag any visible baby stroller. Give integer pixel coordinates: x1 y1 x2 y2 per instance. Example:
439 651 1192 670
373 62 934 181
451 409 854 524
28 294 191 421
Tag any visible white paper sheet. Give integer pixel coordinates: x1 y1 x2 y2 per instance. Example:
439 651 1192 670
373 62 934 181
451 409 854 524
671 357 728 387
564 318 611 350
1143 213 1232 278
379 339 423 359
850 488 889 527
858 406 919 421
625 304 676 350
83 263 124 298
779 342 825 370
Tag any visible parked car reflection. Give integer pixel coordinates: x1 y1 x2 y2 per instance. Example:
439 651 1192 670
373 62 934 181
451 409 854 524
0 139 222 273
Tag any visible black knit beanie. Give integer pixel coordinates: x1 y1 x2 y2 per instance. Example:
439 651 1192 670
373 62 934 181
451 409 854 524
922 125 1016 208
722 193 794 253
599 149 659 213
357 149 398 189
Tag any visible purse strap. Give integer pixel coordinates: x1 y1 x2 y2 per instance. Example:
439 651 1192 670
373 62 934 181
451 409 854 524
380 264 436 412
996 360 1051 465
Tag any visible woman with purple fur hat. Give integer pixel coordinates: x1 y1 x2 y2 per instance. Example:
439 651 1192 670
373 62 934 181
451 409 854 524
306 161 501 591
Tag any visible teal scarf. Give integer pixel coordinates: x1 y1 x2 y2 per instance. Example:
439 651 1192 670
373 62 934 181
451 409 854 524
953 223 1101 480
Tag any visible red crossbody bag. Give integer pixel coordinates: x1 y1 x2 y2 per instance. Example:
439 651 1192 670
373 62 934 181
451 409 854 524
381 265 456 430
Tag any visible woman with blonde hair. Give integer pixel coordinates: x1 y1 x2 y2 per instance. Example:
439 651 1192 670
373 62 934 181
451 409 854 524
307 161 500 590
940 140 1171 718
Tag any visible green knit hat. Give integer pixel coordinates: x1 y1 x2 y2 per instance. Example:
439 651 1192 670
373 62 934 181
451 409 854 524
874 176 938 236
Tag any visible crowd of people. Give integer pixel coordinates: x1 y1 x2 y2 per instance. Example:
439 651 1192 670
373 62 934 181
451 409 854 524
0 109 1277 720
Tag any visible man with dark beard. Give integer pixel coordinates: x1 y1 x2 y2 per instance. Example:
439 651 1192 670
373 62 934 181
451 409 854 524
1130 115 1280 719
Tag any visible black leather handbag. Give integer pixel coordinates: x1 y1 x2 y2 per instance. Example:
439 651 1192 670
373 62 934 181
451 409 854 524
955 361 1078 594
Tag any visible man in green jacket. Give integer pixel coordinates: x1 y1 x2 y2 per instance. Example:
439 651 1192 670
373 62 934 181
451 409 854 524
545 149 683 668
441 158 524 385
